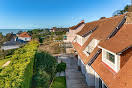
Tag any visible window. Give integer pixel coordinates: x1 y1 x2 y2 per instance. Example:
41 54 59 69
106 52 115 64
83 39 99 56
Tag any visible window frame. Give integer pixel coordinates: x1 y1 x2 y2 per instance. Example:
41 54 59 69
106 52 115 64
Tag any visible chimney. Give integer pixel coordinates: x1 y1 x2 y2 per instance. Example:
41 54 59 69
100 17 106 20
125 5 132 24
80 20 85 23
128 5 132 12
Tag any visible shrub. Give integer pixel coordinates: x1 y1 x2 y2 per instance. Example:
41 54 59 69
32 52 57 88
34 52 57 77
56 62 66 72
0 41 38 88
32 69 50 88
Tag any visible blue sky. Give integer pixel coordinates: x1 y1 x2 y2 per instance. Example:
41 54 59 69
0 0 130 29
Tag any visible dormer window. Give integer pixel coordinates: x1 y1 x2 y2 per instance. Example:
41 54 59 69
106 52 115 64
83 39 100 56
99 46 120 73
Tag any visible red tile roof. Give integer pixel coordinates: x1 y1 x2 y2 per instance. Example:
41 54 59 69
72 15 125 65
70 20 85 30
92 48 132 88
18 32 31 38
72 13 132 88
99 24 132 54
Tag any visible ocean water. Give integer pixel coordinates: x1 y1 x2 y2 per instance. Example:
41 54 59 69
0 29 32 35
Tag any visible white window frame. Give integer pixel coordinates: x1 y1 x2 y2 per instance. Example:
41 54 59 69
83 39 100 56
99 46 120 73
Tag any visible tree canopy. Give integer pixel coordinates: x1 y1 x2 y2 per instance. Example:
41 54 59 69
113 5 130 16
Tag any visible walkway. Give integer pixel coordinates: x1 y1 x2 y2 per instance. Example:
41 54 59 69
61 55 88 88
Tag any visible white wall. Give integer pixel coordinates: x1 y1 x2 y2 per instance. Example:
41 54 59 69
76 35 83 46
64 24 85 43
83 39 100 56
78 55 100 88
85 65 95 86
82 34 91 45
1 45 20 50
101 47 120 72
18 37 31 41
76 33 91 46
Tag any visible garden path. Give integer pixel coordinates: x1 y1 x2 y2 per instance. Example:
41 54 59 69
60 54 89 88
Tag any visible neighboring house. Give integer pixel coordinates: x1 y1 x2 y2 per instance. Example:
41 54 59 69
72 13 128 88
50 27 69 32
17 32 31 42
64 20 85 43
1 39 22 50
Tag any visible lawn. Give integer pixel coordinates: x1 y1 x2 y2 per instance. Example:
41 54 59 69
50 76 66 88
0 58 10 67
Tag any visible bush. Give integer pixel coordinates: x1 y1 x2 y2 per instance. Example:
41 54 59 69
32 52 57 88
0 41 38 88
56 62 66 72
32 69 50 88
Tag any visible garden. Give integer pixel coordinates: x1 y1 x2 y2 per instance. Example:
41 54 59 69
0 39 67 88
32 52 67 88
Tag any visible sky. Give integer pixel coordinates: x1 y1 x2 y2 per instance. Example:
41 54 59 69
0 0 130 29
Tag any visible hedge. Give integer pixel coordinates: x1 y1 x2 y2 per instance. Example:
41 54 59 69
0 41 38 88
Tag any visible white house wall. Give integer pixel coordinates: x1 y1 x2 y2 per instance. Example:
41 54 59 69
76 35 83 46
101 48 120 72
82 34 91 45
1 45 20 50
85 65 95 86
18 37 31 41
76 33 91 46
64 24 85 43
78 55 100 88
78 55 81 66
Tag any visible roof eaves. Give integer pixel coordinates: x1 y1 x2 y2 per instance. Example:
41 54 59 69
117 45 132 55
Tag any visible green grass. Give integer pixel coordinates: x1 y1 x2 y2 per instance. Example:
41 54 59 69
50 76 66 88
0 58 10 67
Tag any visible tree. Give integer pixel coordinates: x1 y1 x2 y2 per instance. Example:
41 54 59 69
113 5 130 16
5 33 14 41
17 30 23 34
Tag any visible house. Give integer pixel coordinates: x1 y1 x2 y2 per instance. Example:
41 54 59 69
72 12 131 88
92 12 132 88
50 27 69 32
1 39 22 50
64 20 85 43
17 32 31 42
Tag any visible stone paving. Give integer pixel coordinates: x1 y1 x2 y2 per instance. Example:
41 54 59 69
61 55 89 88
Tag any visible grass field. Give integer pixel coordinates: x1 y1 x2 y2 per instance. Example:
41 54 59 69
50 76 66 88
0 58 10 67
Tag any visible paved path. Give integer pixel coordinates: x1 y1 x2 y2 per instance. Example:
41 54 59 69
61 55 89 88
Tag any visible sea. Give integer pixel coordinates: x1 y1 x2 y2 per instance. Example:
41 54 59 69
0 29 32 35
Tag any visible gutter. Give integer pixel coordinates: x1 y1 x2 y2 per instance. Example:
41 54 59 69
117 45 132 55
